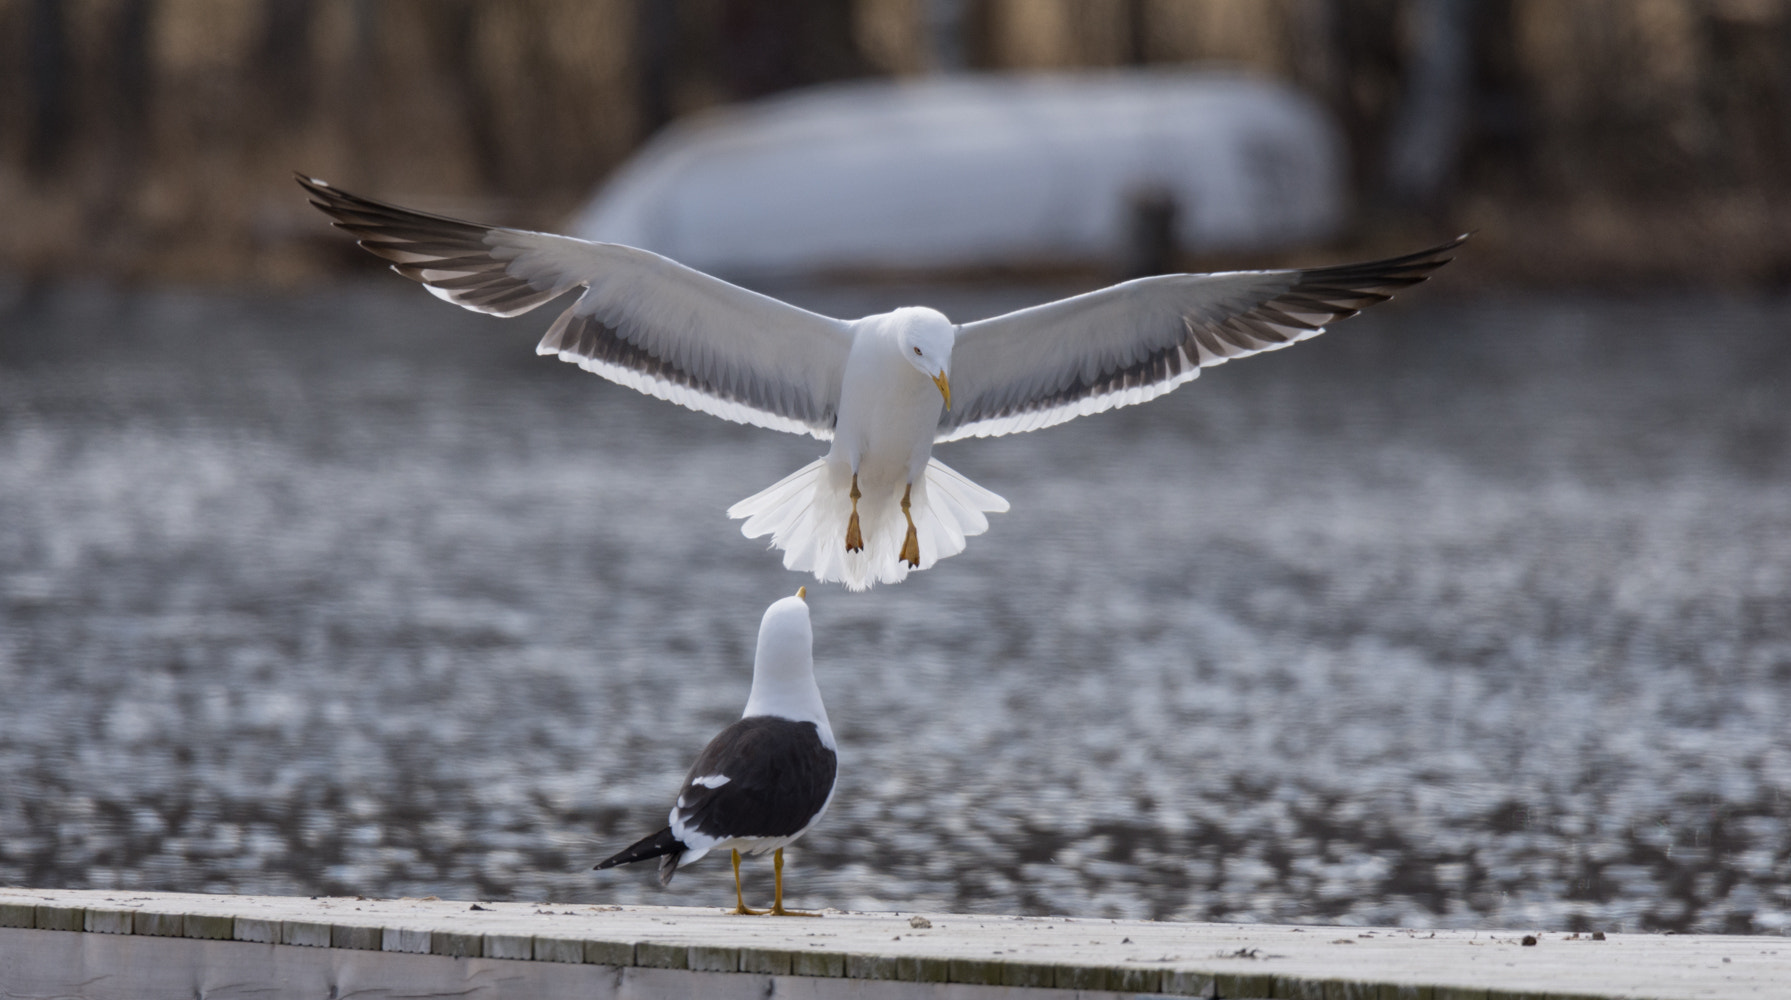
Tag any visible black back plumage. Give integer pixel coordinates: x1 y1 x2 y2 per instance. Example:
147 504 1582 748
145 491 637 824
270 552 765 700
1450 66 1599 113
674 716 837 843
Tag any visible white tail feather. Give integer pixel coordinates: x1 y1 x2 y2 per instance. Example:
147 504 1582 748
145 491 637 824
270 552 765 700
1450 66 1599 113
728 458 1008 590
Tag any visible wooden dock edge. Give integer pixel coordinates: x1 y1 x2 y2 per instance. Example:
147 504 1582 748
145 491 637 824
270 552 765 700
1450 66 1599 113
2 888 1784 999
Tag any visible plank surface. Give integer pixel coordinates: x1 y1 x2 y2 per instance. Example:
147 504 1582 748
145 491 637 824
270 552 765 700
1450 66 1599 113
1 888 1786 999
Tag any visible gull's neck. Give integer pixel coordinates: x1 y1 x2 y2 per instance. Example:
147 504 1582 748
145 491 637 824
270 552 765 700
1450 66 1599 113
741 599 834 748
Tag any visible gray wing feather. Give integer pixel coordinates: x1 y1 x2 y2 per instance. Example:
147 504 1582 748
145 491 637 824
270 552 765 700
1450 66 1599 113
298 174 854 439
940 236 1467 441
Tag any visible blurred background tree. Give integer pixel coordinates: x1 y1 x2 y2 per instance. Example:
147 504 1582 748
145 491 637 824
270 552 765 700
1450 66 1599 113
1 0 1788 285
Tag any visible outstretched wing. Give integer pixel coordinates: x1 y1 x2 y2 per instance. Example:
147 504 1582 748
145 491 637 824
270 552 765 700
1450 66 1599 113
940 236 1466 441
298 174 855 439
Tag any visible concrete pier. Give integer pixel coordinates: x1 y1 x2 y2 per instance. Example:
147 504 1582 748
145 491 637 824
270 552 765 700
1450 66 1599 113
0 888 1784 999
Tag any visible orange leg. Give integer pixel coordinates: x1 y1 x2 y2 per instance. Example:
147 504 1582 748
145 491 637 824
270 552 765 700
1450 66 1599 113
845 474 864 552
730 850 764 915
767 848 820 917
898 484 920 568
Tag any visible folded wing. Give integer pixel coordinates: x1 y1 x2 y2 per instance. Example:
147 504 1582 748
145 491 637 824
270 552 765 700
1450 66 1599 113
940 236 1467 441
670 718 837 846
298 174 855 439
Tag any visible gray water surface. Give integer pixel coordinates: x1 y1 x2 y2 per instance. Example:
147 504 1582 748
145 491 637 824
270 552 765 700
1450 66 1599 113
1 277 1788 933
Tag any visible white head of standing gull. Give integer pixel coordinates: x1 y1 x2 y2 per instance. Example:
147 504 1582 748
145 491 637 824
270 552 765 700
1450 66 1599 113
592 588 836 916
299 174 1464 590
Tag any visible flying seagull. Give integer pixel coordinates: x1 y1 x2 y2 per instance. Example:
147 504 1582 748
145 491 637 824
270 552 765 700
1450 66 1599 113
299 174 1464 590
593 588 835 916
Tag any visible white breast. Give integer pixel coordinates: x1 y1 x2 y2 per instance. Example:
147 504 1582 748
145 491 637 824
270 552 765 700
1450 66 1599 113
831 316 944 480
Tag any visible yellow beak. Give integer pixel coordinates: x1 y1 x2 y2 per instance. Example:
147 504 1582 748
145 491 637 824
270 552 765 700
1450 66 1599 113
796 586 807 602
932 372 952 410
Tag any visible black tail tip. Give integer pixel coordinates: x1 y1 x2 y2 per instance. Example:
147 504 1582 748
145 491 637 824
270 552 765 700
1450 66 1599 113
593 827 683 876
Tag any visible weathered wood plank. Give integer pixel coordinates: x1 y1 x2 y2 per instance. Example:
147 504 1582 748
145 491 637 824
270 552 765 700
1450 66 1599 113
1 888 1785 1000
83 908 134 936
790 948 846 977
483 932 532 961
581 938 633 966
431 929 482 959
134 910 180 937
688 943 739 972
634 940 688 969
740 945 793 975
281 920 331 948
0 902 35 928
330 923 381 950
232 916 277 943
184 913 233 940
533 935 583 963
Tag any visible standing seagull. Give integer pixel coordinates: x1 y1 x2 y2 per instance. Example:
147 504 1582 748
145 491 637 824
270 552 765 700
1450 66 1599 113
594 588 835 916
299 174 1463 590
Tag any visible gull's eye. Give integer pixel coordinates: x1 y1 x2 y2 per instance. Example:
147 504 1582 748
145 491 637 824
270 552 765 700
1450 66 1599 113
913 346 923 356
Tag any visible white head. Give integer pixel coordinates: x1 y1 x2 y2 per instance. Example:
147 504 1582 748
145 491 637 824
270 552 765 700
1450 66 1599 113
892 307 956 410
742 587 831 742
753 588 813 679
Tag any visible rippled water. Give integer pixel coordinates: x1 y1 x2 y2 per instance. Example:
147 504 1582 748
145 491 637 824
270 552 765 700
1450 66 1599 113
1 277 1788 934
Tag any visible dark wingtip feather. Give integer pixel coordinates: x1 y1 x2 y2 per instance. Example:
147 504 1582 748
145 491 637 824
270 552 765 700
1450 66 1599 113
293 172 575 317
293 172 493 237
1291 233 1468 302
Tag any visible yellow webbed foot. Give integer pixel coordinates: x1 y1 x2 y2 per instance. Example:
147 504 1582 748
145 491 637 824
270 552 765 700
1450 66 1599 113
765 848 823 917
898 483 920 567
768 903 822 917
729 850 765 916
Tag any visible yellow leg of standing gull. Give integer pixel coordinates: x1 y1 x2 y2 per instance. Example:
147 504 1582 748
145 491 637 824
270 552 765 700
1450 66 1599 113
730 850 763 915
845 474 864 552
899 484 920 567
767 848 820 917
